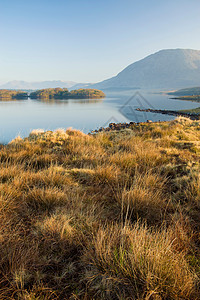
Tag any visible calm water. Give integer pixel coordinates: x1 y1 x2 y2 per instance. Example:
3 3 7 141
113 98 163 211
0 89 199 144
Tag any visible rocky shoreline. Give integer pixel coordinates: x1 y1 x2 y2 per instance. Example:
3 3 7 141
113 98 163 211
90 108 200 134
91 119 158 134
136 108 200 120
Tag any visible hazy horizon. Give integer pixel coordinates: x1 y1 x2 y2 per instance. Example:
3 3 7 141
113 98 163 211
1 0 200 84
1 48 200 86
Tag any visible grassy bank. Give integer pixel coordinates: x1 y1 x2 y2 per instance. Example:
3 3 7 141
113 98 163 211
180 107 200 114
0 118 200 299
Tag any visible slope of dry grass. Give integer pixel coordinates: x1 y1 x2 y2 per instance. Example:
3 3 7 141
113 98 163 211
0 118 200 299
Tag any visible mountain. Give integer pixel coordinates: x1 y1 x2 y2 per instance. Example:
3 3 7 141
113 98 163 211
92 49 200 90
69 83 92 90
0 80 78 90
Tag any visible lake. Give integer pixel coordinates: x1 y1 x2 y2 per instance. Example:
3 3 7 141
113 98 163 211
0 89 200 144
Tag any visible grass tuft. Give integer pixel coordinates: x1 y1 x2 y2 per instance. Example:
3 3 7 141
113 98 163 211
0 119 200 298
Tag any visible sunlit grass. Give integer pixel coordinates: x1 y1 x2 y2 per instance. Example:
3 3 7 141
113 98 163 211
0 118 200 298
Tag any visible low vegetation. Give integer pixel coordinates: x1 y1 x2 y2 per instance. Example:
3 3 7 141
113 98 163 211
174 95 200 102
0 118 200 299
30 88 105 99
0 90 28 100
180 107 200 114
168 87 200 102
168 86 200 96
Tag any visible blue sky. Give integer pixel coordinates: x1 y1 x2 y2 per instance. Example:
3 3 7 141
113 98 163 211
1 0 200 83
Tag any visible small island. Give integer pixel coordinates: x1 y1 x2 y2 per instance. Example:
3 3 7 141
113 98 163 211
0 90 28 100
29 88 105 99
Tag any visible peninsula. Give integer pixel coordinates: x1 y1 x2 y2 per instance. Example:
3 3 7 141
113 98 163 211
168 87 200 102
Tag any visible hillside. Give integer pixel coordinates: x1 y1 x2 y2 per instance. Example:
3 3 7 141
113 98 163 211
92 49 200 89
0 118 200 299
169 86 200 96
168 87 200 102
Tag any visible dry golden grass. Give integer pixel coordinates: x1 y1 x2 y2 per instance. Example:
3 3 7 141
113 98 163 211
0 119 200 299
83 223 196 299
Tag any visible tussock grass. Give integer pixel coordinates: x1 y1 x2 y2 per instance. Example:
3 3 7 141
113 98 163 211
0 119 200 298
83 223 196 299
120 171 170 224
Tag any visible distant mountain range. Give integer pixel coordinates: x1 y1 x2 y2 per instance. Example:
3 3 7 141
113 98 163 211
2 49 200 91
0 80 92 90
91 49 200 90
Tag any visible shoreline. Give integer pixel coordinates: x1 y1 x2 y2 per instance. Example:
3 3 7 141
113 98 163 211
91 107 200 134
1 103 200 144
135 108 200 120
90 119 170 134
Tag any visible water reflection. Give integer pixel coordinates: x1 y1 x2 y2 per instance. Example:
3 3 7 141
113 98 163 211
0 98 25 102
0 98 103 106
69 99 103 105
31 98 103 105
0 98 103 108
32 98 69 105
0 89 199 144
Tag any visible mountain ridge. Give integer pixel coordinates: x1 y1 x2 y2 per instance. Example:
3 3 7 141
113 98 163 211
2 49 200 91
0 80 92 90
91 49 200 90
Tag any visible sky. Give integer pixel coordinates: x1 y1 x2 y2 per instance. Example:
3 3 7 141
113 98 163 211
1 0 200 84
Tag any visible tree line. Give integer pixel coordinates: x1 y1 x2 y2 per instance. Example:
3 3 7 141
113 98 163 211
0 88 105 100
29 88 105 99
0 90 28 99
